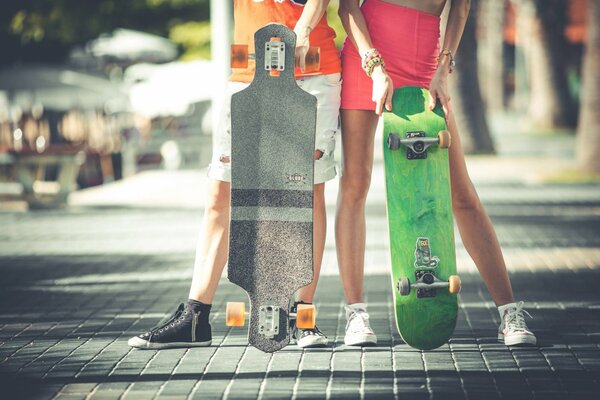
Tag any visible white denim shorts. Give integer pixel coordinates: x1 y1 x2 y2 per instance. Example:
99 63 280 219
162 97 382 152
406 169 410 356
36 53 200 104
208 73 341 184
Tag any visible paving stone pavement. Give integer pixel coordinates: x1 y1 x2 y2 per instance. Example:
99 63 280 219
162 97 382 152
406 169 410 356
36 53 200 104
1 159 600 398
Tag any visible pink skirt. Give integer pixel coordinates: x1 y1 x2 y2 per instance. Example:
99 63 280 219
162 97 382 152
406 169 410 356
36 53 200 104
340 0 441 110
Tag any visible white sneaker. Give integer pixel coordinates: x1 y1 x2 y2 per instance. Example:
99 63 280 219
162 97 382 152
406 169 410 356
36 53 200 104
498 301 537 346
344 303 377 346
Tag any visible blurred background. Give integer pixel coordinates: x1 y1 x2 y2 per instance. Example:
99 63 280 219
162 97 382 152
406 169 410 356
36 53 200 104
0 0 598 210
0 2 599 398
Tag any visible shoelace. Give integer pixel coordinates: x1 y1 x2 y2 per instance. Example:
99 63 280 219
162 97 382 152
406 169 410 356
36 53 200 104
301 326 325 338
504 301 532 331
346 309 371 332
146 303 186 339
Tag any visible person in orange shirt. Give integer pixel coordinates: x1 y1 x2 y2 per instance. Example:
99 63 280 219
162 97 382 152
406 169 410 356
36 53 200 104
128 0 341 350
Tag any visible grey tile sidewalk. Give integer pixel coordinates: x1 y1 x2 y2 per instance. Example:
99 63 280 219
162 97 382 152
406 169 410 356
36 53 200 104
1 136 600 399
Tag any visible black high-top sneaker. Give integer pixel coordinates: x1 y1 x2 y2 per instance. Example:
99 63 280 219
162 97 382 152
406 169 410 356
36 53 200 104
128 301 212 349
290 301 329 348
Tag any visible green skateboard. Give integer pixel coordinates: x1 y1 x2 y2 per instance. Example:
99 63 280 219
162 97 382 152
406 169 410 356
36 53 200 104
382 86 461 350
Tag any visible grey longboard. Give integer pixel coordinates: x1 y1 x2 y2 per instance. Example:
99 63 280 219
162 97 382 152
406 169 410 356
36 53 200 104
228 24 317 353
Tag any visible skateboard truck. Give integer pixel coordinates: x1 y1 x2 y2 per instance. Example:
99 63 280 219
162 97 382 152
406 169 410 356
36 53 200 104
231 44 320 72
225 302 315 337
230 40 286 71
398 274 461 297
259 305 280 338
387 130 451 160
265 40 286 72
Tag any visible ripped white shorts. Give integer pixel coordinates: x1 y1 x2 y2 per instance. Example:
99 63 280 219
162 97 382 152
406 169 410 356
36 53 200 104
207 73 341 184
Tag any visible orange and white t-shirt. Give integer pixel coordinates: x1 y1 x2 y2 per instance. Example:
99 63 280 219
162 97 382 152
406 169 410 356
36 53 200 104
230 0 342 82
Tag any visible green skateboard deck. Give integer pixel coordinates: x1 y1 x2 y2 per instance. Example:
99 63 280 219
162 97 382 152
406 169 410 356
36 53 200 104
382 86 461 350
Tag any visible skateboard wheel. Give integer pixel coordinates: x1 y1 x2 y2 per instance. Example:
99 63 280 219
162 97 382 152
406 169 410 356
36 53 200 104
448 275 461 294
226 302 245 327
231 44 249 69
387 133 400 150
296 304 316 329
398 277 411 296
304 46 321 72
438 130 451 149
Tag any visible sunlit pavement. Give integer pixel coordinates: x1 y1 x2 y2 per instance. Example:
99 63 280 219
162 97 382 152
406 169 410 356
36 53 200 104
1 124 599 399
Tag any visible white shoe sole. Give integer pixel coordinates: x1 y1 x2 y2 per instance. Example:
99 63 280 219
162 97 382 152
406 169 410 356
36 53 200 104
128 336 212 349
344 335 377 346
498 333 537 346
297 336 329 348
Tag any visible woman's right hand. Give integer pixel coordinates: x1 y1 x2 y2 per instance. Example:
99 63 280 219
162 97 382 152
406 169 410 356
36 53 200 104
371 66 394 115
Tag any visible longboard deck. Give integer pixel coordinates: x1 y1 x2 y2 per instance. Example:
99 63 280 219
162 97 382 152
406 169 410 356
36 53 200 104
229 24 316 353
382 86 458 350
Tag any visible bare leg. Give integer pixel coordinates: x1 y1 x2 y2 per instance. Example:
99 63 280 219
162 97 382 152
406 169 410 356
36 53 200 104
335 109 380 304
188 179 230 303
297 183 326 303
446 112 515 306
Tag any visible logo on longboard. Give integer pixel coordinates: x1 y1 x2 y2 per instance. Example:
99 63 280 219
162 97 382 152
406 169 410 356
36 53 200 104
286 173 306 184
414 237 440 269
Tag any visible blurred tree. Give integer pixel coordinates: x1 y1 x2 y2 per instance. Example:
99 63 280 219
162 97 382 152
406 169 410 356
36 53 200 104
576 0 600 172
527 0 577 128
170 21 211 60
0 0 210 66
327 0 346 49
450 0 495 154
478 0 505 111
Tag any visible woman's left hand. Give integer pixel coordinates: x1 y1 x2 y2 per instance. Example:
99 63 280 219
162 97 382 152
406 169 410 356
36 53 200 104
428 69 452 118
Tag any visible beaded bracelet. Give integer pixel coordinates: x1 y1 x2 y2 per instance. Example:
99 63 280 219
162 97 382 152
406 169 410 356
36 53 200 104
362 48 386 77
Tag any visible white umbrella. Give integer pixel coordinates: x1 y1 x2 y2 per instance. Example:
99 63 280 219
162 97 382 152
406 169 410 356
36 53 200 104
87 28 178 64
0 65 130 112
125 60 215 118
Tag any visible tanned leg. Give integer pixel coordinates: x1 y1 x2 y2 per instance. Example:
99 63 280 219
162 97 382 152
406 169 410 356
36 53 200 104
297 183 326 302
188 179 230 303
446 112 515 306
335 109 380 304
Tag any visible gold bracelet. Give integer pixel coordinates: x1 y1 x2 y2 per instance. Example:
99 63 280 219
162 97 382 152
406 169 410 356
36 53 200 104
437 49 455 73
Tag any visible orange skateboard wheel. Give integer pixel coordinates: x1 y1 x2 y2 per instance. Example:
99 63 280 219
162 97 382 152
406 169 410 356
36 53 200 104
226 302 246 326
448 275 461 294
296 304 316 329
231 44 249 69
304 47 321 72
438 130 451 149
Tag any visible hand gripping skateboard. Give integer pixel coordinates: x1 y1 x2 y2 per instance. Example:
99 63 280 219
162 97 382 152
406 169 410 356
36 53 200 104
383 86 461 350
225 24 318 353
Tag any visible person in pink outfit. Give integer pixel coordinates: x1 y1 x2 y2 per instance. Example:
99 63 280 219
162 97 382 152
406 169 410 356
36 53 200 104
336 0 537 347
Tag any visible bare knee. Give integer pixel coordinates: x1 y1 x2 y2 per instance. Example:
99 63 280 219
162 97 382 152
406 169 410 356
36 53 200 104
452 184 482 212
206 180 230 213
340 172 371 206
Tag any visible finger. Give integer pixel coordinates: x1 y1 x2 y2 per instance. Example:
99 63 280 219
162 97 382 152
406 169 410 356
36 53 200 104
385 86 394 111
429 90 437 110
375 97 383 116
438 95 450 117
